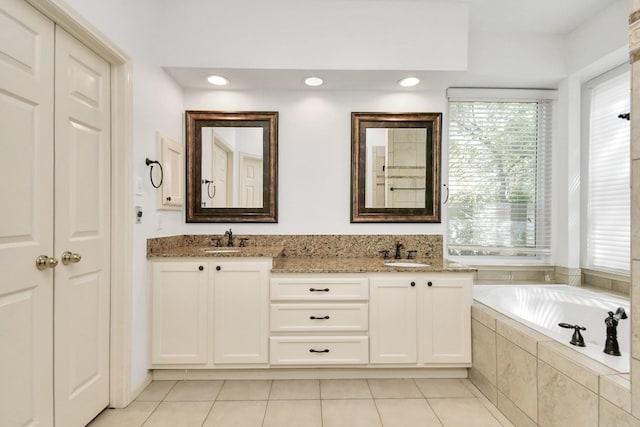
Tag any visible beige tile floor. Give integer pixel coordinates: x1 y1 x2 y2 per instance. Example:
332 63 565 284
88 378 514 427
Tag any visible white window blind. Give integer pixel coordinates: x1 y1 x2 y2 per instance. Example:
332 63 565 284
587 71 630 273
447 97 553 259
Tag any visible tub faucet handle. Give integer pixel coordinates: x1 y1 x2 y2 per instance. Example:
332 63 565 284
558 323 586 347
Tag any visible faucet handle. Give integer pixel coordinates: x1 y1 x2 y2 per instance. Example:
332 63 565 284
378 250 390 260
407 250 417 260
211 237 222 247
239 237 249 247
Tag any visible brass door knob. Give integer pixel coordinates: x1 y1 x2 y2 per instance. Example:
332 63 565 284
61 251 82 265
36 255 58 270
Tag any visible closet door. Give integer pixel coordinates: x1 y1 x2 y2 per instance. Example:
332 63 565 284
53 28 111 427
0 0 55 425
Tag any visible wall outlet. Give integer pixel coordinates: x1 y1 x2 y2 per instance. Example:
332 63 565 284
135 206 143 224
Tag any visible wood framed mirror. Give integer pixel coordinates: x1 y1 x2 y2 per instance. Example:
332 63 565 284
351 112 442 223
186 111 278 222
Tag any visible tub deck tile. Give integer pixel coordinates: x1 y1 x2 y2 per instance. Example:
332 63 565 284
496 319 551 356
538 341 617 393
600 374 632 413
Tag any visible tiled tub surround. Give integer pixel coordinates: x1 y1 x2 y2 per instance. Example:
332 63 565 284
474 285 630 372
471 302 637 426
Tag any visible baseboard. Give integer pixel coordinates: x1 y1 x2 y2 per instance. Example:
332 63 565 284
151 367 468 381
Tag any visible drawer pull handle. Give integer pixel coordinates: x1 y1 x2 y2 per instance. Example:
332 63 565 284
310 315 330 320
309 348 330 353
309 288 330 292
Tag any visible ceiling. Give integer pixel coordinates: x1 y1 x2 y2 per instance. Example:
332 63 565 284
164 0 619 91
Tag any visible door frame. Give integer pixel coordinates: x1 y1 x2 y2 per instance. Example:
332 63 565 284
27 0 134 408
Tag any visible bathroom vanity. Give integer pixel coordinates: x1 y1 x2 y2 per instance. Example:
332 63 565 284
147 235 473 376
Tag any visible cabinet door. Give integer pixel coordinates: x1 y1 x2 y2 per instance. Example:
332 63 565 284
151 262 209 364
158 133 184 209
422 276 472 364
369 277 417 364
214 261 270 364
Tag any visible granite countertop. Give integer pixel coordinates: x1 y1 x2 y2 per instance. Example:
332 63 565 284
147 245 472 273
271 257 473 273
148 245 285 259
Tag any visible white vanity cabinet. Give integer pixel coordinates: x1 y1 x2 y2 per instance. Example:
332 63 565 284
421 274 472 364
269 276 370 365
150 261 209 365
149 258 271 368
369 277 418 364
369 272 473 366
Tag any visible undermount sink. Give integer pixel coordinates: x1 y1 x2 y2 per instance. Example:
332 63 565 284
203 248 242 254
384 261 430 268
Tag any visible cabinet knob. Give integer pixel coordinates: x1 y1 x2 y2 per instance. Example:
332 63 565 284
166 196 171 201
198 265 204 271
428 281 433 287
216 266 221 271
410 281 416 287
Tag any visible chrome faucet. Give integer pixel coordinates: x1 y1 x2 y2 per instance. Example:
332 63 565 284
604 307 627 356
224 228 234 247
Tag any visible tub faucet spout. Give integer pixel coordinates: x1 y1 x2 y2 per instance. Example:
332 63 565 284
604 308 627 356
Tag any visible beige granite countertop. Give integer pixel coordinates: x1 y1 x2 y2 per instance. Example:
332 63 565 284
271 257 473 273
148 245 285 259
146 234 474 273
148 246 472 273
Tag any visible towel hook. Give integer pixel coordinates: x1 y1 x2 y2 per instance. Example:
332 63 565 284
145 158 163 189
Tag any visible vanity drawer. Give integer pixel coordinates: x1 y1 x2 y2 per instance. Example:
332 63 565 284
270 303 368 332
270 277 369 301
270 336 369 365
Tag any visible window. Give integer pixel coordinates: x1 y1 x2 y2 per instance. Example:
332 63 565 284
447 89 554 261
584 70 630 274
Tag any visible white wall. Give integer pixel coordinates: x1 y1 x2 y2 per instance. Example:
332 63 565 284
182 89 448 235
157 0 468 71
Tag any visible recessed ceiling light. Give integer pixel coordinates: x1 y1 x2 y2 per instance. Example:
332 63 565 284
304 76 324 87
398 77 420 87
207 75 229 86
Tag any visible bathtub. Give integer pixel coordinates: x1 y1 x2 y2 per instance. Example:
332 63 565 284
473 284 630 373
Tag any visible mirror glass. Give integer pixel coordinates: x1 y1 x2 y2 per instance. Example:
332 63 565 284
186 111 278 222
351 112 441 223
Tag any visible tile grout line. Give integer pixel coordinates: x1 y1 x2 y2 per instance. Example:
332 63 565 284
366 379 385 427
198 379 225 427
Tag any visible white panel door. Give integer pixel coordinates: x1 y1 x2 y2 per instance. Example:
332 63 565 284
53 28 111 427
369 278 417 364
212 140 230 207
0 1 55 425
239 153 262 208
